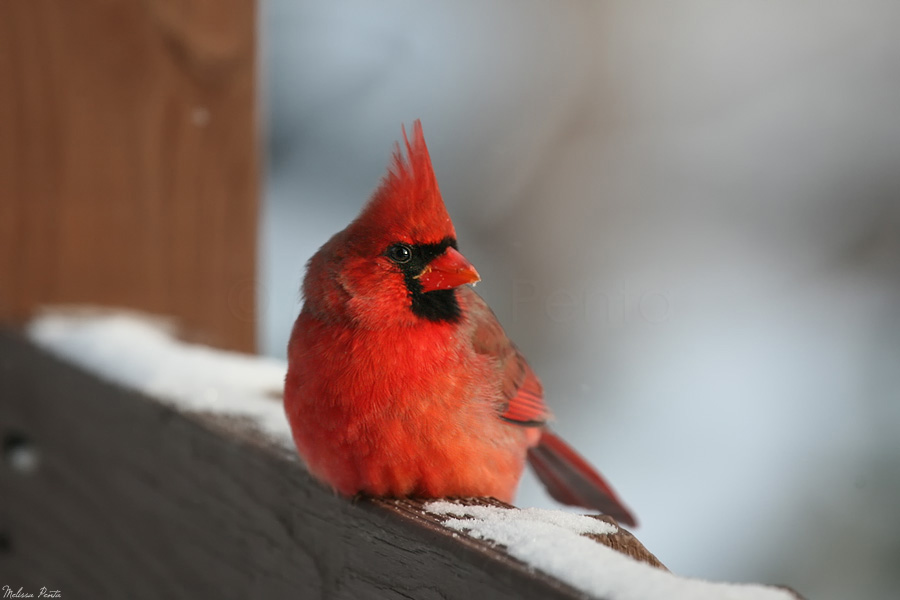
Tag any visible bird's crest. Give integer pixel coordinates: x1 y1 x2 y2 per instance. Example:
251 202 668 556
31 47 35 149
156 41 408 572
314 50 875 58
349 121 456 246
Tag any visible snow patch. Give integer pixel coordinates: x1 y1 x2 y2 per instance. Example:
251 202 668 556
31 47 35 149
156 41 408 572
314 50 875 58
426 501 795 600
428 500 618 536
28 310 293 448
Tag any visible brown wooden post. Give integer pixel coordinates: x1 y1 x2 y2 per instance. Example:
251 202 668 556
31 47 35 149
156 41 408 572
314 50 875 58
0 0 260 352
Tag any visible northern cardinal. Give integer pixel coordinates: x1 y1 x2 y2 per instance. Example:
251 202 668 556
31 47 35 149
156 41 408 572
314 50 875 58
285 121 636 527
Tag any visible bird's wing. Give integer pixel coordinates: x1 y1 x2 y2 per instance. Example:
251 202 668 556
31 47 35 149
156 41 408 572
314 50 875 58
462 290 637 526
464 289 551 427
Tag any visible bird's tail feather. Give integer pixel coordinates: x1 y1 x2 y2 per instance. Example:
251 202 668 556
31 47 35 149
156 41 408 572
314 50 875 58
527 430 637 527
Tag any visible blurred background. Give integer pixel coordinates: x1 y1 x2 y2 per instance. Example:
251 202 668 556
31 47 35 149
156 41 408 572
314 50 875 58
3 1 898 597
261 2 900 599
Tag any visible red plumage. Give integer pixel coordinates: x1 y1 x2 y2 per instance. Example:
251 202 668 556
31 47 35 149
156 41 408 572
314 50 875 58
284 121 636 527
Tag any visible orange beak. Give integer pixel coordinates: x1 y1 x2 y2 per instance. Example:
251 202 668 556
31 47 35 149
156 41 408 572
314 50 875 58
417 247 481 293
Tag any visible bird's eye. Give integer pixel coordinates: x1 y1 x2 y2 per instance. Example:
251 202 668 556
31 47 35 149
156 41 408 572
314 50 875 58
387 244 413 264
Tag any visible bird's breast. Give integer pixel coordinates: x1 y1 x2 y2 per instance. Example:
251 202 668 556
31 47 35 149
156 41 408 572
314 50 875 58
284 312 527 500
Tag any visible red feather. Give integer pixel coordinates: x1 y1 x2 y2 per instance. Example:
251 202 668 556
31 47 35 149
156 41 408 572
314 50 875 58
500 362 547 426
347 120 455 250
528 431 637 527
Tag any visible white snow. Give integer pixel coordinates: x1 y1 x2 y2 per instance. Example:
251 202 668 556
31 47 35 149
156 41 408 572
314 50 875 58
427 501 796 600
27 310 294 449
428 501 619 537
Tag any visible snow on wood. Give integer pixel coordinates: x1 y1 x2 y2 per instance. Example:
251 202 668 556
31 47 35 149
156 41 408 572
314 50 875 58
28 309 293 449
427 501 796 600
25 309 799 600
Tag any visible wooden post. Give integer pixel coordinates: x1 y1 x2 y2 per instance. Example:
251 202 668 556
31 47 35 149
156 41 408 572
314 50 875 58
0 0 260 352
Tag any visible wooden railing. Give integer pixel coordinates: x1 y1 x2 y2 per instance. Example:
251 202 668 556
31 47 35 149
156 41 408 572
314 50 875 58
2 328 807 599
1 330 669 599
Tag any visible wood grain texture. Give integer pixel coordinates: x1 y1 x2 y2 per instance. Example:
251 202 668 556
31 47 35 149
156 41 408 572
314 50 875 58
0 331 670 599
0 0 259 352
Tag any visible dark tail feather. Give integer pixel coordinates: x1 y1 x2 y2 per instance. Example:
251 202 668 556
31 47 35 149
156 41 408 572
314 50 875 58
527 430 638 527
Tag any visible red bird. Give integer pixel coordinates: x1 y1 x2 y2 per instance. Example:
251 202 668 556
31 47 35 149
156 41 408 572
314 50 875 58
285 121 636 527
